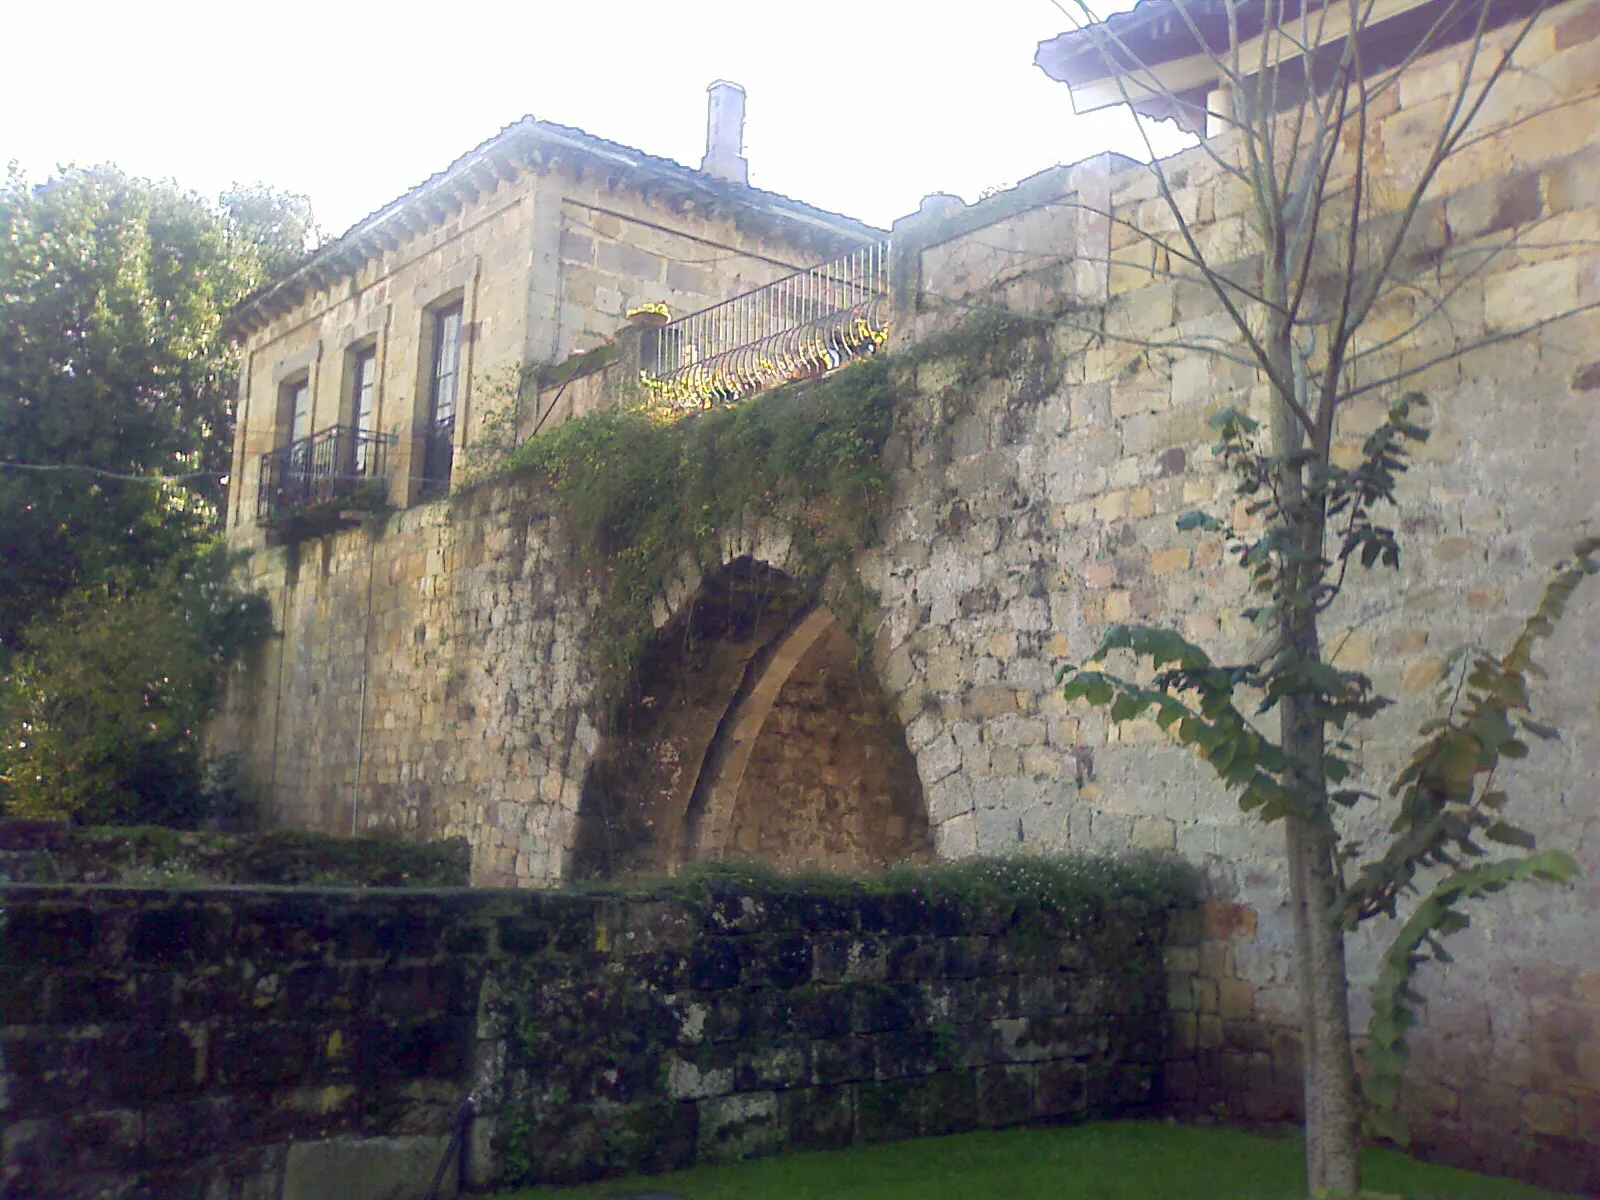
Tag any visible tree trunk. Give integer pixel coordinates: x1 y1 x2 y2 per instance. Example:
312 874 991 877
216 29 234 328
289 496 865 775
1279 525 1362 1194
1286 812 1363 1195
1266 314 1363 1194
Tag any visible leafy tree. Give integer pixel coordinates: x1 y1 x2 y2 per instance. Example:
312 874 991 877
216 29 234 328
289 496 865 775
0 166 303 822
1036 0 1598 1191
0 547 272 825
1062 410 1593 1155
221 182 320 282
0 166 260 648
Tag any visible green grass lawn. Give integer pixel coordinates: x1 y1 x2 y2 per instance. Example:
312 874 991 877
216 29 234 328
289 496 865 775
495 1121 1578 1200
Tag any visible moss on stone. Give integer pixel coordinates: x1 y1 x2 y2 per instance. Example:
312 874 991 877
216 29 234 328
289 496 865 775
0 821 469 887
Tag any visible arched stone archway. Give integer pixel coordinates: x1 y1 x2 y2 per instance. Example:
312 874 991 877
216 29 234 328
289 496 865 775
570 557 930 878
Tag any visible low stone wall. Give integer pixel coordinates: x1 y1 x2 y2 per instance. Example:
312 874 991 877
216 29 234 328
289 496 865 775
1 886 491 1200
488 879 1176 1185
0 820 470 888
0 868 1198 1198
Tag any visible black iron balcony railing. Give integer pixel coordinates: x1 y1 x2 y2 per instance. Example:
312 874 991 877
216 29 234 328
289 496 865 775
256 425 395 524
643 241 890 409
419 416 456 498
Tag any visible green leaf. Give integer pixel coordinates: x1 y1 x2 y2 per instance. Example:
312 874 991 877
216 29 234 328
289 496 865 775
1176 510 1223 533
1484 822 1537 850
1109 692 1145 723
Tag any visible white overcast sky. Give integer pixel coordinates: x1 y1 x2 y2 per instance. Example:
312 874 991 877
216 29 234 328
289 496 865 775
1 0 1185 239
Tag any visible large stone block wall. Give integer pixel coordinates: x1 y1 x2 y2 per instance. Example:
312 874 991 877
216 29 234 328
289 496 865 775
0 879 1191 1198
551 189 829 356
214 1 1600 1188
216 486 604 888
859 2 1600 1187
1 886 492 1200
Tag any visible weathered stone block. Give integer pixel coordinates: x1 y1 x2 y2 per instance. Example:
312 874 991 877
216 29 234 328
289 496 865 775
282 1134 455 1200
858 1071 978 1142
778 1084 855 1151
1 905 94 965
976 1063 1034 1127
687 939 742 991
696 1091 780 1163
849 983 923 1034
741 935 812 991
663 1052 735 1101
735 1043 809 1092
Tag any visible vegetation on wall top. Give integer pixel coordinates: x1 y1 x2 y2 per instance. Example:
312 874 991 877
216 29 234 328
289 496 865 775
654 851 1200 932
0 820 471 888
491 355 898 708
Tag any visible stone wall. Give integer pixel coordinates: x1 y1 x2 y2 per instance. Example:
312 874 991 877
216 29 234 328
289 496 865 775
727 621 929 871
213 0 1600 1188
855 4 1600 1185
215 486 603 888
551 191 819 356
851 3 1600 1186
0 872 1191 1197
1 885 489 1200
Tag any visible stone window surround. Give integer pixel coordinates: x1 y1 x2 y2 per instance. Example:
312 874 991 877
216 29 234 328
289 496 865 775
329 305 389 436
269 346 321 447
341 337 380 434
275 368 314 448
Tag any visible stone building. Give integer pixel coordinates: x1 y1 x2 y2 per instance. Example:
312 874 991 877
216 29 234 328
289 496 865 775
214 1 1600 1186
224 82 881 544
218 86 920 880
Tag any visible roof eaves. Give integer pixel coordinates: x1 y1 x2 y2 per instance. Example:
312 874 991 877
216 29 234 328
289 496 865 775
1036 0 1317 87
226 118 883 341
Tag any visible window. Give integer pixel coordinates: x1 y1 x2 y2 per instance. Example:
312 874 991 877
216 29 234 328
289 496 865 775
350 347 378 475
271 375 314 513
422 304 462 492
285 379 312 444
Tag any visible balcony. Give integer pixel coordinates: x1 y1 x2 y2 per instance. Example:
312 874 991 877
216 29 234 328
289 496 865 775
642 241 889 409
256 425 396 530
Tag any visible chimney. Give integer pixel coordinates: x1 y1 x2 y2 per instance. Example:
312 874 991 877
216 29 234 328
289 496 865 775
700 80 749 185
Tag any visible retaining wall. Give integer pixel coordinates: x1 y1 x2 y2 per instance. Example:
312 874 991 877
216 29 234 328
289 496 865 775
0 874 1217 1198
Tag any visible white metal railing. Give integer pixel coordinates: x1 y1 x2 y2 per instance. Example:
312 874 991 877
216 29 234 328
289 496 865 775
643 242 889 408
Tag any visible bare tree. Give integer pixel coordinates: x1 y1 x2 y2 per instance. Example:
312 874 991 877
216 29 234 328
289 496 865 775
1013 0 1600 1193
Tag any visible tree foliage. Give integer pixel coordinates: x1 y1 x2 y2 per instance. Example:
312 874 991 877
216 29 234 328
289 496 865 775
486 356 896 708
0 166 267 648
220 182 320 282
0 166 301 822
0 548 272 826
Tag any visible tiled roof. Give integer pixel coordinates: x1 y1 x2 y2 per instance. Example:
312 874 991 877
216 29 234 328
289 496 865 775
228 117 883 338
1036 0 1544 89
1035 0 1288 86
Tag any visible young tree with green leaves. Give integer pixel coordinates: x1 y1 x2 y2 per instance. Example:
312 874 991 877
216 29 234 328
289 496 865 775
1040 0 1600 1192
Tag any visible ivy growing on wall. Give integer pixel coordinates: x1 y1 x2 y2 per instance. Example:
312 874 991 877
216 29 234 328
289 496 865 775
460 308 1059 718
488 356 897 709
